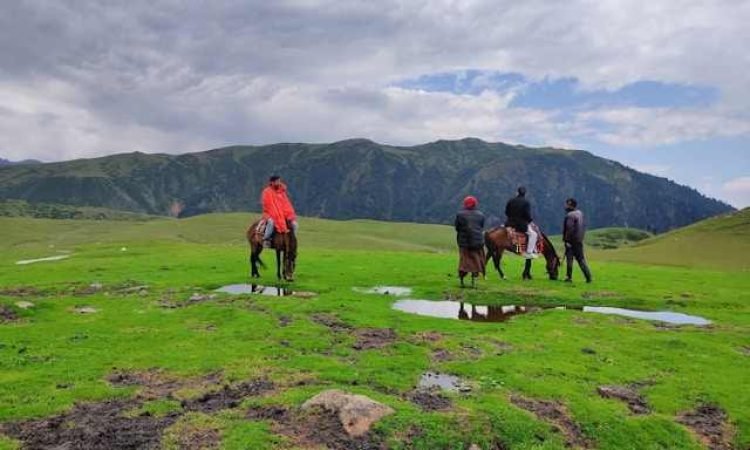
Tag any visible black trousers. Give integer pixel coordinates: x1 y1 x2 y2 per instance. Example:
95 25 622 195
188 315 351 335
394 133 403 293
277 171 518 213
565 242 592 281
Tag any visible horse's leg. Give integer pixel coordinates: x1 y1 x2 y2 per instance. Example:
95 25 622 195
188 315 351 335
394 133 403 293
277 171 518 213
471 273 477 289
276 249 282 280
522 259 532 280
459 270 466 288
250 245 261 278
496 249 506 280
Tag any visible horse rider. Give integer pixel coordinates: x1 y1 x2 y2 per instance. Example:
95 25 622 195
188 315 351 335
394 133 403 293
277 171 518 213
261 175 298 247
504 186 538 259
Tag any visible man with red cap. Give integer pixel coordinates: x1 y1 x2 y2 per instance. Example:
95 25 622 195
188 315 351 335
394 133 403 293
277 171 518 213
454 195 486 288
261 175 298 247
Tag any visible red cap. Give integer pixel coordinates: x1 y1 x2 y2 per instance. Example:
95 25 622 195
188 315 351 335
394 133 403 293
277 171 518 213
463 196 478 209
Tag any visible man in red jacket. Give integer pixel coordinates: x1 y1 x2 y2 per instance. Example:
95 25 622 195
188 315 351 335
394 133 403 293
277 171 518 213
261 175 298 247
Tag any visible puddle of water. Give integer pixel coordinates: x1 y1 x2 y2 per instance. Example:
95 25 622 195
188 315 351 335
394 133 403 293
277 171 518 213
354 286 412 296
215 284 294 297
15 255 71 265
418 372 470 392
393 300 538 322
393 300 710 326
583 306 711 326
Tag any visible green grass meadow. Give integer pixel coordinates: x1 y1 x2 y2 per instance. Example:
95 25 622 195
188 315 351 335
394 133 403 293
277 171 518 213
1 212 748 449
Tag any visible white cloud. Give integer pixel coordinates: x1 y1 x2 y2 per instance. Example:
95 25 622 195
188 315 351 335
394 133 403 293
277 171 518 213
0 0 748 166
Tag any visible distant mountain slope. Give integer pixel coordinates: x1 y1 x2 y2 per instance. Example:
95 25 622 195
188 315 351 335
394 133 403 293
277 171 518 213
0 199 156 221
600 208 750 270
0 138 732 232
0 158 41 166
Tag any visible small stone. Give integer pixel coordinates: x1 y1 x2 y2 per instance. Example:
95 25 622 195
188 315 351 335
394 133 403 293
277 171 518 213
75 306 98 314
15 301 35 309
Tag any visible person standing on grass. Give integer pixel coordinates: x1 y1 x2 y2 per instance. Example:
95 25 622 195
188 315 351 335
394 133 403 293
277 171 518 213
261 175 298 247
562 198 592 283
455 196 486 288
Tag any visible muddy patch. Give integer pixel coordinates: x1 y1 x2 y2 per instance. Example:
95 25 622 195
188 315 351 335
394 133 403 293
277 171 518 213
413 331 443 342
406 390 452 411
107 369 223 401
739 346 750 356
353 328 397 350
1 400 177 450
181 380 274 413
678 404 734 450
273 407 384 450
164 419 221 450
431 348 454 362
278 315 293 327
0 286 41 297
158 293 217 309
0 305 19 322
311 313 353 332
511 395 593 448
597 385 650 415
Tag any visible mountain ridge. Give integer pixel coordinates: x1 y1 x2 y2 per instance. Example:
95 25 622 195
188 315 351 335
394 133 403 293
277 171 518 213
0 138 733 232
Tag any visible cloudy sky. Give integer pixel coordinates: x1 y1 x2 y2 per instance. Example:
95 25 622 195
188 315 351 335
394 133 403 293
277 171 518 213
1 0 749 207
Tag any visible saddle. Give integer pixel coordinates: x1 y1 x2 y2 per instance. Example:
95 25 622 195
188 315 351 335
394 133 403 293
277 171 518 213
506 225 544 254
255 219 268 236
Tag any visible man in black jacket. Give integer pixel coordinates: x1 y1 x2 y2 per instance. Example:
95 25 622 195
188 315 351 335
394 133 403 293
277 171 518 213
455 196 485 288
563 197 592 283
505 186 538 259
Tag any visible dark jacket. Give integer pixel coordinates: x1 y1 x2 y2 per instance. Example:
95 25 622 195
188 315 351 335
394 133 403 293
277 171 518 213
563 209 586 243
455 208 485 249
505 195 532 232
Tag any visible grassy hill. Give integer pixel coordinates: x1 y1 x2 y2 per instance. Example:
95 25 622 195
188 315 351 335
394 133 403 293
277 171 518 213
599 208 750 270
0 138 732 232
0 199 157 221
0 214 749 449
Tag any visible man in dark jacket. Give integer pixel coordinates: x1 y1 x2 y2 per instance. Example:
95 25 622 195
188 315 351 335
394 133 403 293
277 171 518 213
562 198 592 283
505 186 538 259
455 196 485 288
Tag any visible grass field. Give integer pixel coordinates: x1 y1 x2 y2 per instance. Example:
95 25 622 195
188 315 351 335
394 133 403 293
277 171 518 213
0 212 748 449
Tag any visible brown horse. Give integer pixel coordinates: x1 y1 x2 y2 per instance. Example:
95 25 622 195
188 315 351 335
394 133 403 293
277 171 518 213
484 227 560 280
246 220 297 281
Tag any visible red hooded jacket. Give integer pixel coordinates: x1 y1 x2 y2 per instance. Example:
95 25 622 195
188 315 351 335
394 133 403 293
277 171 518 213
261 183 296 233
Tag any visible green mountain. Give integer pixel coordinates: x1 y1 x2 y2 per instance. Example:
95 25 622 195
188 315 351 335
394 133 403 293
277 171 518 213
0 138 732 232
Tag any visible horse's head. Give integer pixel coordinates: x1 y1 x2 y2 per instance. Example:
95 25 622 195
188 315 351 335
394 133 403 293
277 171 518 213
546 254 560 280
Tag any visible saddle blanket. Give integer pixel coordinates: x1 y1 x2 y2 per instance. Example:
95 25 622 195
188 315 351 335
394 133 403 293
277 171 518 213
255 219 268 236
507 225 544 254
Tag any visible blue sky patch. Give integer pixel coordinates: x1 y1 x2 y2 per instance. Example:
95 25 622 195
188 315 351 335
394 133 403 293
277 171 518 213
396 71 718 109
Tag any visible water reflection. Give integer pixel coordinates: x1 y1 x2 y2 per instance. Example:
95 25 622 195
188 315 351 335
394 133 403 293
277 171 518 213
215 284 294 296
393 299 710 326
